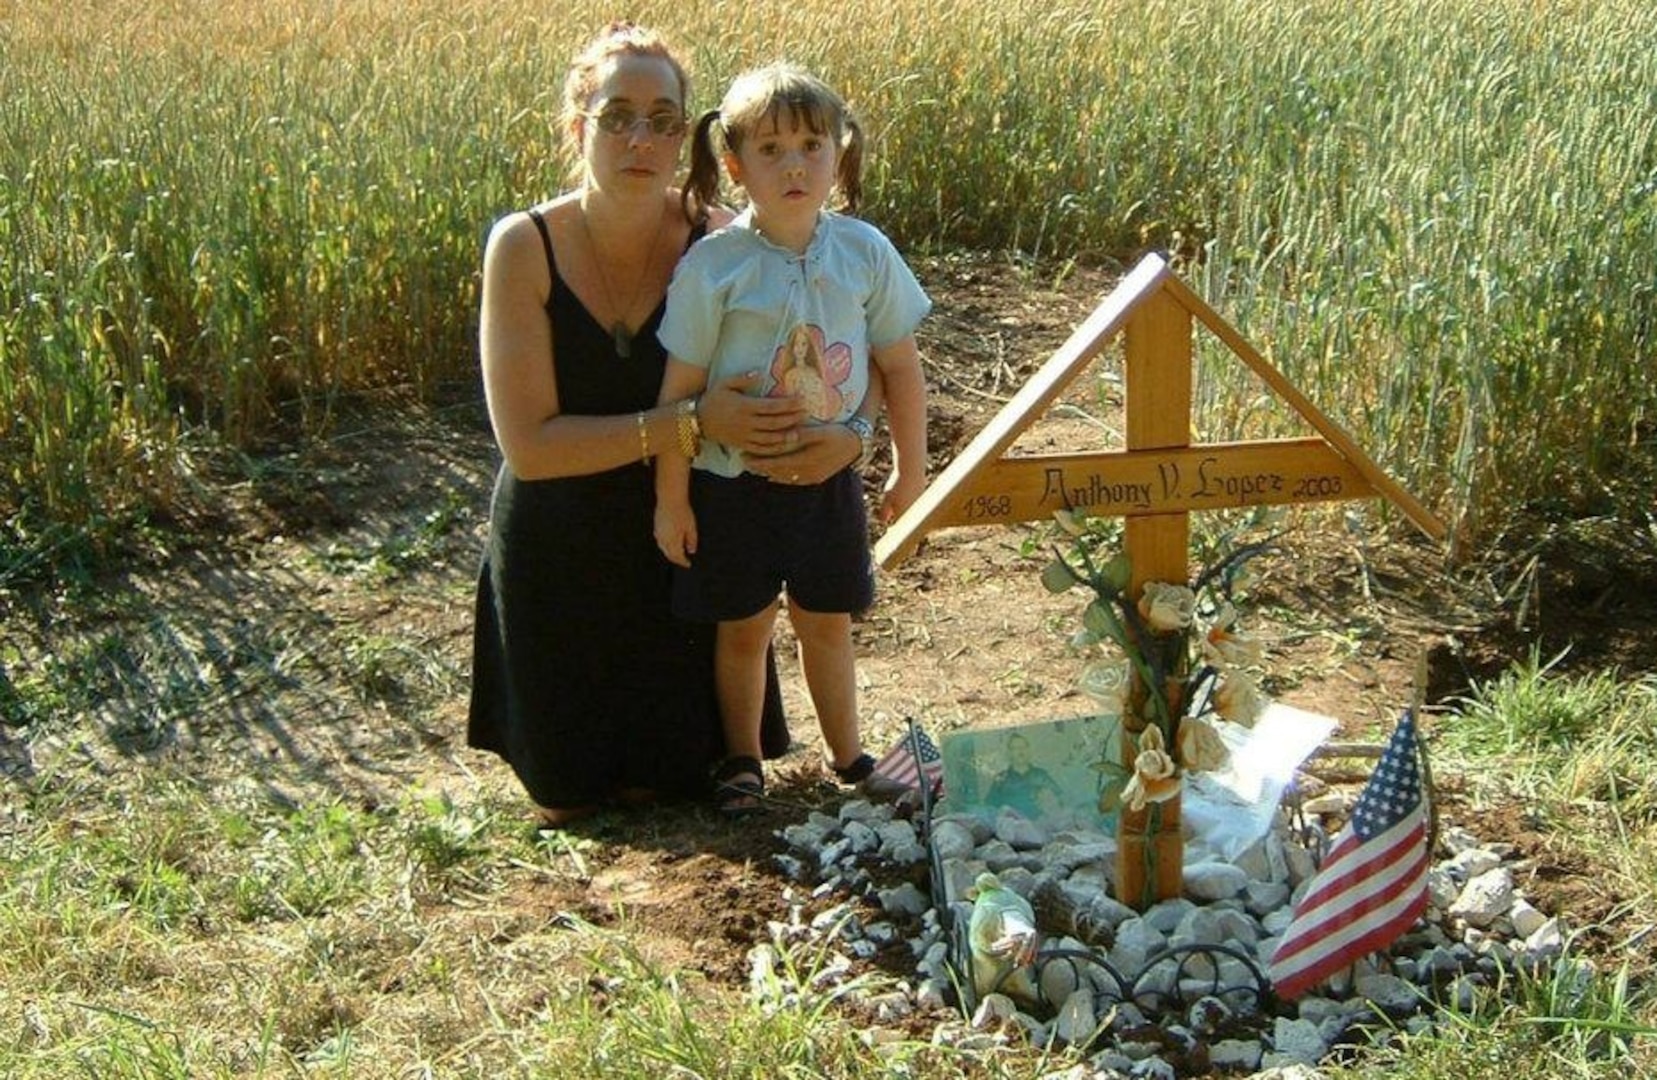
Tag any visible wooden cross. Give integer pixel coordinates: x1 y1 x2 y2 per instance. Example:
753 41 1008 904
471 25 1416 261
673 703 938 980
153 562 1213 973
877 253 1444 909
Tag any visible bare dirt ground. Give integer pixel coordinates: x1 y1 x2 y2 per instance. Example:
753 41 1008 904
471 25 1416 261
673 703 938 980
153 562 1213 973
5 253 1655 1012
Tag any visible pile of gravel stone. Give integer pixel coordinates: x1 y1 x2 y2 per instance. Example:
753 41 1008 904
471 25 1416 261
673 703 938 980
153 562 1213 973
768 793 1582 1079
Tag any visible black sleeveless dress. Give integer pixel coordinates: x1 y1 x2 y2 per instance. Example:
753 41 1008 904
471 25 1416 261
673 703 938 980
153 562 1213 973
467 210 788 809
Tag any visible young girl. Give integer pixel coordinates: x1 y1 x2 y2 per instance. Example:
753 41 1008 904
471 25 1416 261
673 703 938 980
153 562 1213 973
653 63 930 815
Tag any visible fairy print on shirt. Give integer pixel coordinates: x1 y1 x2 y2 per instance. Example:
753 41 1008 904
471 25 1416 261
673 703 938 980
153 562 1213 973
768 323 852 422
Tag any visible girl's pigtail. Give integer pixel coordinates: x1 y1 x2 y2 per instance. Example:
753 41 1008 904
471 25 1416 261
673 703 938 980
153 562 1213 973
837 116 865 216
681 109 724 225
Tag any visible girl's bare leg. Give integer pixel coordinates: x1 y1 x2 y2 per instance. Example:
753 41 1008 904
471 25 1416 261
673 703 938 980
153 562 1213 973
716 601 781 764
787 604 862 771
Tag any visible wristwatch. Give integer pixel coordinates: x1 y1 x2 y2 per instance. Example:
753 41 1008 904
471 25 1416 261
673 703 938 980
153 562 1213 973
845 415 876 470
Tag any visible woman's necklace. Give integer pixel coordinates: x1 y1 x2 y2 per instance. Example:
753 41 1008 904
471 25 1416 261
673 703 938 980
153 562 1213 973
579 201 667 359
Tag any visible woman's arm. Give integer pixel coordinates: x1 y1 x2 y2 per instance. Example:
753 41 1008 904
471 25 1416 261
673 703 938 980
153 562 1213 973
654 358 709 568
740 364 887 486
479 206 684 480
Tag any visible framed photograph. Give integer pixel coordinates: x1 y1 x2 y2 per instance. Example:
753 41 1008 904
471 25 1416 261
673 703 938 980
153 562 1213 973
940 715 1122 829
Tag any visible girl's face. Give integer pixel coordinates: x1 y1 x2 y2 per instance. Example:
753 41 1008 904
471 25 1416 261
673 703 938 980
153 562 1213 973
577 54 686 193
725 111 838 232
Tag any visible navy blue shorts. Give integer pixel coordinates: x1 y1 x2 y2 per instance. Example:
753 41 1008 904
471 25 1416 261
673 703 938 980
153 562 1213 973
671 468 875 621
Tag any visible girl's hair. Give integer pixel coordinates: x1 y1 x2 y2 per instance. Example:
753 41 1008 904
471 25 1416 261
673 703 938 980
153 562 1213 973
681 63 865 225
560 22 689 141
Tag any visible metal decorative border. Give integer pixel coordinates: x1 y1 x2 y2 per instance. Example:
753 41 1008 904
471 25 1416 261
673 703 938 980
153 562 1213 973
916 725 1274 1020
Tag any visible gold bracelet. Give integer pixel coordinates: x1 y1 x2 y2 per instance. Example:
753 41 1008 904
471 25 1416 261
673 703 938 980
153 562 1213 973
636 410 651 462
674 397 702 459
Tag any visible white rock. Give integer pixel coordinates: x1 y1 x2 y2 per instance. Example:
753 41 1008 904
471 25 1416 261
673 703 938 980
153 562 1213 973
1234 837 1273 882
941 859 987 906
1353 973 1420 1018
1171 905 1224 944
779 819 833 851
1262 905 1295 935
931 819 978 860
972 992 1019 1029
1143 897 1197 933
1426 866 1460 910
1509 897 1548 938
1294 995 1344 1023
878 882 930 918
839 798 884 823
1109 917 1167 973
1046 841 1115 870
1068 862 1113 895
864 921 901 947
1038 955 1081 1007
816 837 853 874
1209 1038 1264 1071
1129 1057 1177 1080
1284 842 1318 887
1184 861 1249 902
1054 985 1100 1046
1271 1016 1329 1064
1524 916 1565 960
843 819 880 854
996 811 1052 850
1253 1066 1332 1080
915 977 950 1010
1245 880 1292 917
887 840 928 865
994 866 1038 898
1449 867 1515 928
1444 847 1503 881
1212 906 1262 945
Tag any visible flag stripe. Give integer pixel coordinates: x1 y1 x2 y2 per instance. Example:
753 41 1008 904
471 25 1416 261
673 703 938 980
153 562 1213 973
1285 815 1427 925
1272 828 1428 966
1270 872 1428 997
872 726 944 794
1270 838 1428 971
1267 710 1429 1000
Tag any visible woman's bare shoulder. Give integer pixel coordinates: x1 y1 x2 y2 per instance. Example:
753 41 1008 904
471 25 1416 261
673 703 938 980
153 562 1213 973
485 194 581 275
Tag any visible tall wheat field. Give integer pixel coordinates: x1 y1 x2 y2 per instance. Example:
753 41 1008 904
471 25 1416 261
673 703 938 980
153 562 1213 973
2 0 1654 561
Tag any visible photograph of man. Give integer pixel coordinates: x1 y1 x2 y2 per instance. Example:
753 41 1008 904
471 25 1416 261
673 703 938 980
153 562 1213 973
984 732 1063 820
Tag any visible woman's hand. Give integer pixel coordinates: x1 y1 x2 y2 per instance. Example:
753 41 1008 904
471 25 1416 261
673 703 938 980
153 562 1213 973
743 423 862 487
698 370 808 455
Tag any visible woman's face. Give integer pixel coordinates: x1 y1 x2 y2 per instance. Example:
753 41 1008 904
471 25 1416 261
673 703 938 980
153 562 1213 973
578 54 686 193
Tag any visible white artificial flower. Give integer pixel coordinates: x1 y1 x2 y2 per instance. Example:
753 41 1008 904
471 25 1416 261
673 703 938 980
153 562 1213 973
1078 660 1130 710
1177 715 1230 772
1137 581 1195 633
1213 673 1266 727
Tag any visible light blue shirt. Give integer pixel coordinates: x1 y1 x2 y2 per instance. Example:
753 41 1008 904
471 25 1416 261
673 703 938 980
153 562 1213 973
658 208 931 477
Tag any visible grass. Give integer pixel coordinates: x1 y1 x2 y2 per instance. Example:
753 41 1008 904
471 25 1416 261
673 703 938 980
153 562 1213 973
3 503 1655 1076
3 0 1656 1074
3 0 1656 566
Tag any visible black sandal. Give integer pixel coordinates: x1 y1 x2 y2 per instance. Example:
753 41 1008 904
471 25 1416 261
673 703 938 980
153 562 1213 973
711 755 766 818
833 753 910 802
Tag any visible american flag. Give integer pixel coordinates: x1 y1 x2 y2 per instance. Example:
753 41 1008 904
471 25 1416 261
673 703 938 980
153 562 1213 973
872 723 944 795
1268 709 1430 1000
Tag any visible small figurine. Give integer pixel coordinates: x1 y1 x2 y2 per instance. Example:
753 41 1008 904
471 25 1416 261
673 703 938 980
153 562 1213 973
967 871 1040 1000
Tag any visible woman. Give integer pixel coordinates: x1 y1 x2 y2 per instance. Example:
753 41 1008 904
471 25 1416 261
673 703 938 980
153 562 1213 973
467 22 873 826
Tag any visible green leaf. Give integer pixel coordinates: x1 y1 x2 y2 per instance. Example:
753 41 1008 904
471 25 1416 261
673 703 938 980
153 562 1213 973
1083 598 1127 646
1041 557 1080 593
1101 552 1132 594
